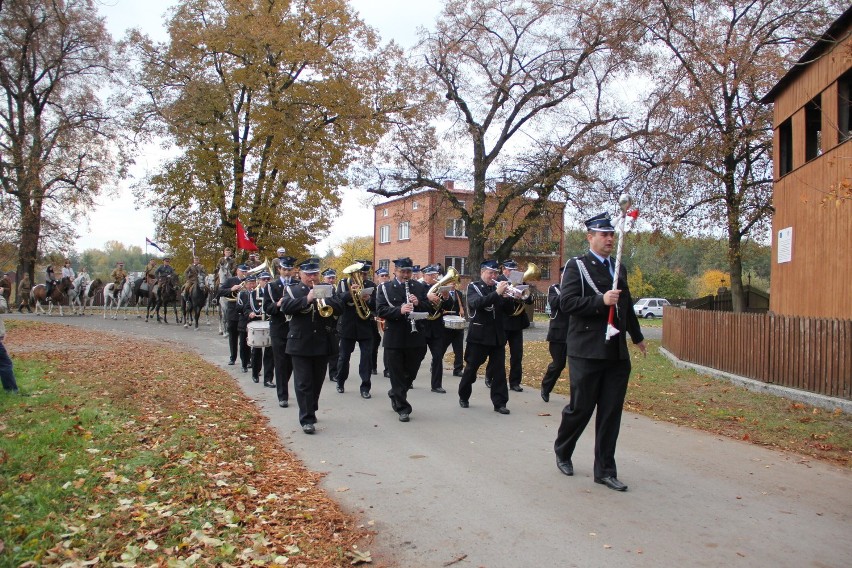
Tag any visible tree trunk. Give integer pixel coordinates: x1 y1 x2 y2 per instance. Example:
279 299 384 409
18 199 42 291
728 233 745 313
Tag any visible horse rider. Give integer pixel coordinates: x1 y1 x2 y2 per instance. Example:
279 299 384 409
144 258 158 287
45 264 57 298
182 256 207 301
155 257 175 279
322 268 340 383
217 247 235 279
110 262 128 300
17 273 32 313
246 252 261 270
61 260 75 280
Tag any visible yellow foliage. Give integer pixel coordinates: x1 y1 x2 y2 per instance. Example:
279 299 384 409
697 269 730 296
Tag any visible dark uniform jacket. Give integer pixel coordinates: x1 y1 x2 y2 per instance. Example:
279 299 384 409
265 280 291 338
559 252 644 360
465 280 507 346
376 278 429 349
276 283 343 357
546 283 570 343
496 273 532 330
336 277 377 340
241 285 269 329
421 285 454 339
155 264 176 279
218 276 242 322
236 289 255 332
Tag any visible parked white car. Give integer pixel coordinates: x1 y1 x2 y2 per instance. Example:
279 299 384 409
634 298 670 318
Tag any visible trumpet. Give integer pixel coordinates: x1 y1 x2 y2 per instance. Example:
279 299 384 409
312 284 334 318
426 267 460 320
507 262 541 316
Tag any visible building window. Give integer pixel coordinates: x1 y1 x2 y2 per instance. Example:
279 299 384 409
839 69 852 142
398 221 410 240
379 259 390 270
445 256 467 275
379 225 390 243
412 200 419 210
779 118 793 177
382 208 388 217
539 264 551 280
445 218 466 237
805 95 821 161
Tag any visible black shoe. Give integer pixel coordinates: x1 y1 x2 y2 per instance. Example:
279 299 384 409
371 369 378 375
329 376 337 382
383 370 390 378
484 378 492 388
263 381 275 388
279 400 288 408
360 391 371 399
336 385 344 393
556 457 574 476
459 399 469 408
595 476 628 491
252 375 259 383
541 389 550 402
510 385 524 392
302 423 315 434
494 406 510 415
398 413 410 422
431 387 446 394
227 360 235 366
452 370 463 377
241 366 248 373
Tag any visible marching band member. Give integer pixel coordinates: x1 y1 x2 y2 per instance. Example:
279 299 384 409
218 263 247 366
372 268 390 377
540 266 570 402
236 275 256 373
554 213 646 491
485 259 532 392
421 265 454 393
458 260 511 415
333 260 376 398
322 268 340 382
440 279 465 378
245 271 275 386
269 258 343 434
375 257 429 422
266 257 297 407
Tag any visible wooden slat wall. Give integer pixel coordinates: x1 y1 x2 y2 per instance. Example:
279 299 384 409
663 307 851 400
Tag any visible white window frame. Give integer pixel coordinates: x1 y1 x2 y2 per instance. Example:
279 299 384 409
412 200 419 210
445 218 466 238
379 225 390 243
398 221 410 241
382 208 388 217
445 256 467 275
379 259 390 270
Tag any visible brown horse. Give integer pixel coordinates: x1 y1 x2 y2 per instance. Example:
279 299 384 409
0 275 10 312
30 276 73 316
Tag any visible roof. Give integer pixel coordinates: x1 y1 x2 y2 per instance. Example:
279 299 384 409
761 6 852 103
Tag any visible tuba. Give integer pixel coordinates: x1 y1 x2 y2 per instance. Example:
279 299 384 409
426 267 460 320
229 258 271 300
342 262 372 320
508 262 541 316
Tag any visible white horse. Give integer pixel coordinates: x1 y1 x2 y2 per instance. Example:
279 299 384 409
215 263 233 336
103 279 134 320
70 273 91 315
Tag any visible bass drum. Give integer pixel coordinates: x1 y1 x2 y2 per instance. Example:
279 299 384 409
443 315 466 330
246 320 271 348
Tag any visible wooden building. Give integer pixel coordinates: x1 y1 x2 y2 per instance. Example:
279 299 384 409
762 7 852 319
372 181 566 288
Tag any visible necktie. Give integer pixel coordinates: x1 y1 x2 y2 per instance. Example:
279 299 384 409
603 259 612 277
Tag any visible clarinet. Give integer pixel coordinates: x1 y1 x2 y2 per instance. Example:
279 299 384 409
404 279 417 333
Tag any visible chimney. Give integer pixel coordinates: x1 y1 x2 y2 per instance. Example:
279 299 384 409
443 180 455 190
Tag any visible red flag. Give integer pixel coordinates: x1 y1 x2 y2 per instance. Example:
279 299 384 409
235 219 259 251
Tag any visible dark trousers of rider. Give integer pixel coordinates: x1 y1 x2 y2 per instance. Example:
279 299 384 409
271 334 293 402
426 334 446 390
441 329 464 375
459 343 509 409
385 345 427 415
334 336 373 393
291 355 327 426
327 332 339 381
541 340 568 397
238 331 251 369
251 346 274 383
485 329 524 388
227 321 239 363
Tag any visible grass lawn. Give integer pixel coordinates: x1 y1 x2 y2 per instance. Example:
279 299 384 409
0 322 373 567
519 339 852 468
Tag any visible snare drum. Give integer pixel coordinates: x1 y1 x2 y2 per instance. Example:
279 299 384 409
443 315 466 330
246 321 271 348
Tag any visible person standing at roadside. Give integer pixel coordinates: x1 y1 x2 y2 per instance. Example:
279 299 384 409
554 213 646 492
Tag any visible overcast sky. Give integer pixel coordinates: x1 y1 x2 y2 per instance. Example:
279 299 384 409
79 0 444 254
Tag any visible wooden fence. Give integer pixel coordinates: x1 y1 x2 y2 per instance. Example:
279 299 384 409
663 307 851 400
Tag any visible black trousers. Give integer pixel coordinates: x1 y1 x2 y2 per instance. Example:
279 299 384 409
251 346 274 382
370 322 381 371
238 329 251 368
327 332 339 381
485 328 524 387
426 334 445 389
271 333 293 402
385 345 427 415
335 336 373 392
459 342 508 409
442 329 464 373
541 341 567 396
291 355 328 425
227 320 239 362
554 357 631 479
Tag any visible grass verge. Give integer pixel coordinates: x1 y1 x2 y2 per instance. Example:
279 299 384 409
1 321 373 567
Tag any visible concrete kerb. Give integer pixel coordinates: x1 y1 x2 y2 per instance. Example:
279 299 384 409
659 346 852 414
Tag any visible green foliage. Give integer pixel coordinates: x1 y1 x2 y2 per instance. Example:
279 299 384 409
646 267 690 299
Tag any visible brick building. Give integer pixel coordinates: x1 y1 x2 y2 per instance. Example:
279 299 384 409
372 181 566 288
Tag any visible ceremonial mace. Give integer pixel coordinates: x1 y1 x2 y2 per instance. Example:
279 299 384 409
605 194 640 343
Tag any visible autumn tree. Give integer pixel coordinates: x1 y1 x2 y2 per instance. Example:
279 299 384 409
0 0 122 284
363 0 651 274
630 0 844 311
319 234 374 276
124 0 416 261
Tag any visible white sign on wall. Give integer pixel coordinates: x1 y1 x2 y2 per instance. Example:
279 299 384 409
777 227 792 264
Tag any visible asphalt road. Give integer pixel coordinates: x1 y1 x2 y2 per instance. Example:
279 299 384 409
6 310 849 568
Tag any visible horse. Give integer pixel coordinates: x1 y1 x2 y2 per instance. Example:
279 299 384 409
147 273 181 324
131 277 153 318
182 278 209 330
0 275 11 310
30 276 73 316
69 273 91 315
80 278 103 315
103 278 134 320
215 265 233 336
